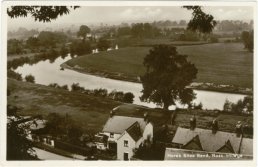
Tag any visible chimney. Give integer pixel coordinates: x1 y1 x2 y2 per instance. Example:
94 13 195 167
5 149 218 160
110 110 115 118
144 112 149 122
211 119 218 134
235 121 242 137
190 116 196 130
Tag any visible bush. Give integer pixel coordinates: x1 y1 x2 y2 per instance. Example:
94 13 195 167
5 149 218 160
70 40 92 56
61 85 69 90
93 88 108 97
25 74 35 83
223 96 253 114
122 92 135 103
97 38 111 51
7 70 22 81
71 83 85 92
48 83 69 90
194 102 203 110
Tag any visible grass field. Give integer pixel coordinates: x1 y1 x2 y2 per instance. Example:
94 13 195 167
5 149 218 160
8 79 253 136
66 42 253 88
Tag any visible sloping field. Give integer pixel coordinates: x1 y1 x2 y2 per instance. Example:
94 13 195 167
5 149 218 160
66 42 252 88
7 79 252 136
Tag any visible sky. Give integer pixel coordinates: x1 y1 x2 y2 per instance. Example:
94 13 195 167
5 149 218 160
7 6 254 31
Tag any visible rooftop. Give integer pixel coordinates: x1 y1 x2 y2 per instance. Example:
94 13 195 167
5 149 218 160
172 127 248 153
125 122 142 142
102 115 147 134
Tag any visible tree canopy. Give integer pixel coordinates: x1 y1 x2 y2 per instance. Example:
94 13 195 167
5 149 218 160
7 6 79 22
184 6 217 34
77 25 91 42
140 45 198 110
241 30 253 52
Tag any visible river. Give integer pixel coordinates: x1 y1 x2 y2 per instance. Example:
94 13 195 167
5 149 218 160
14 55 246 110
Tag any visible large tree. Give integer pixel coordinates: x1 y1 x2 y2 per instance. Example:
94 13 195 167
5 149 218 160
184 6 217 34
77 25 91 42
140 45 198 110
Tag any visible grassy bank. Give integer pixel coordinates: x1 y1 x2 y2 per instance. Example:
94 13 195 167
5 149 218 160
8 79 253 136
65 42 253 88
8 79 121 134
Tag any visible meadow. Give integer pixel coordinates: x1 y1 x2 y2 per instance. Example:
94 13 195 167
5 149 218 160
66 42 253 88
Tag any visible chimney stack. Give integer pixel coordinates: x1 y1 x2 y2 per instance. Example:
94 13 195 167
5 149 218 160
235 121 242 137
144 112 149 122
110 110 115 118
211 119 219 134
190 116 196 130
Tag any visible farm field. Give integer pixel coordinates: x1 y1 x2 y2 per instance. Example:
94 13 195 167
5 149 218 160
7 79 252 136
66 42 253 88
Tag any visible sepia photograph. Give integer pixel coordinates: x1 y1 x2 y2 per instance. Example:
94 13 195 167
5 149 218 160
2 1 256 164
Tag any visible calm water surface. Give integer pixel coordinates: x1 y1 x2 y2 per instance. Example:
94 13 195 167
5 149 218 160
15 55 246 110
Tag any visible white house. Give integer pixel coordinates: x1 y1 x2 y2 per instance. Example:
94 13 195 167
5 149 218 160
102 113 147 151
101 109 154 160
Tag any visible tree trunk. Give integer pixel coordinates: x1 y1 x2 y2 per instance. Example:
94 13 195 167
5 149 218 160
163 103 169 111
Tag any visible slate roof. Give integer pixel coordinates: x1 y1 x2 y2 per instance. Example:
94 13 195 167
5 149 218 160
240 138 253 155
126 122 142 142
172 127 242 153
102 115 146 134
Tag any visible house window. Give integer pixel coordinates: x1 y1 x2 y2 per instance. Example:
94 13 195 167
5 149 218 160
124 140 128 147
110 133 114 138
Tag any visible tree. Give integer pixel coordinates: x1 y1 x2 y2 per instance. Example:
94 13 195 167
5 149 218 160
7 39 24 55
7 70 22 81
223 99 232 112
26 37 40 52
97 38 111 51
243 96 253 112
7 6 79 22
70 40 92 56
183 6 217 34
77 25 91 42
7 105 37 160
123 92 135 103
241 30 253 52
140 45 198 110
25 74 35 83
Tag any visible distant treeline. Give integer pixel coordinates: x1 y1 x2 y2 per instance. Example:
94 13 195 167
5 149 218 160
69 83 135 104
48 82 135 103
7 48 69 69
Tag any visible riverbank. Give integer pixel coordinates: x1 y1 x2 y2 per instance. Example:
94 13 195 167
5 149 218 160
61 62 252 95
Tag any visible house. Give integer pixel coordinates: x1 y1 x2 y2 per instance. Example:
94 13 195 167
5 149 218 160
102 110 147 150
166 117 253 159
101 108 154 160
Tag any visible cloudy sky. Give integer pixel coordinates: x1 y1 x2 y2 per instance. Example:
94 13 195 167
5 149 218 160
7 6 254 30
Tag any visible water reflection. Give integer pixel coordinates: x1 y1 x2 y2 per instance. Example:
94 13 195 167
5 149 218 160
15 55 246 110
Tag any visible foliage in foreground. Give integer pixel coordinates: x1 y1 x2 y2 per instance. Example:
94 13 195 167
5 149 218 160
7 104 37 160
